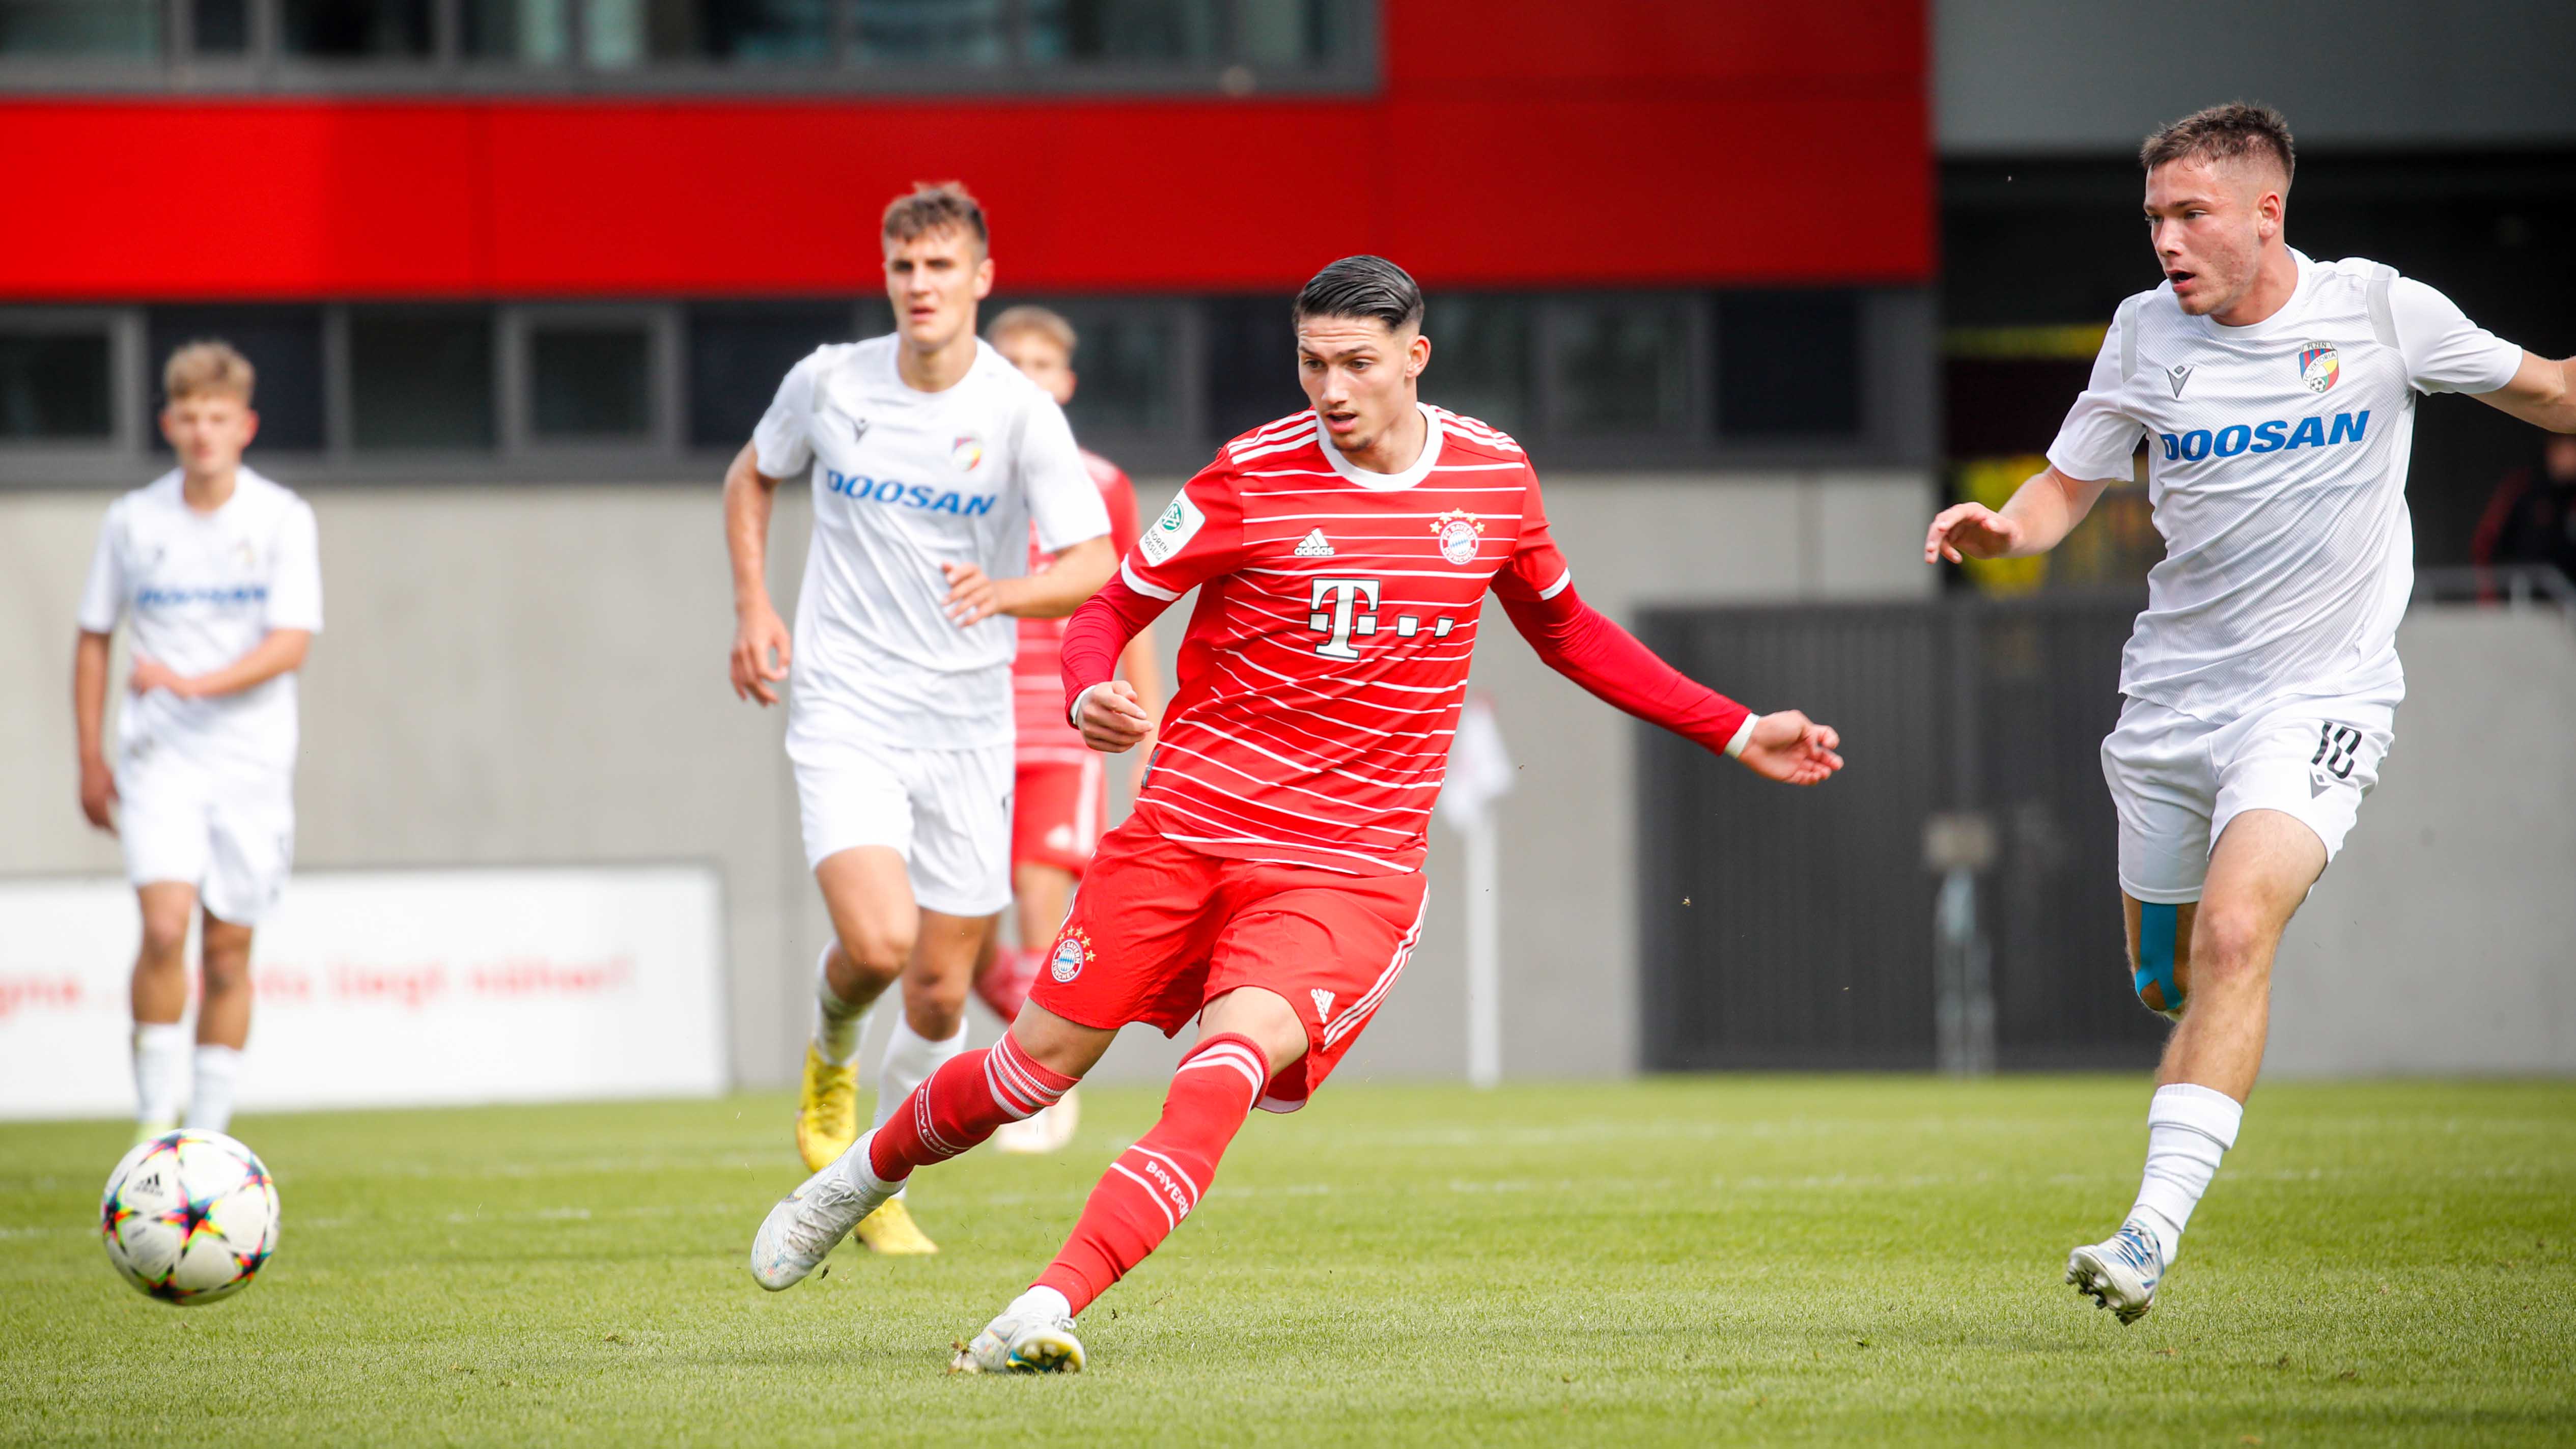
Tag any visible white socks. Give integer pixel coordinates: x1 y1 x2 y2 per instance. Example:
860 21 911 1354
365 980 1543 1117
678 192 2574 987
133 1022 190 1127
812 945 866 1067
1012 1285 1074 1326
184 1046 242 1133
2127 1082 2244 1264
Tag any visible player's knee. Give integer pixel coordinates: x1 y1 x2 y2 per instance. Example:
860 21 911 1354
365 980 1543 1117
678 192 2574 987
904 986 966 1040
136 912 191 964
2130 902 2186 1020
2191 905 2272 983
836 928 911 982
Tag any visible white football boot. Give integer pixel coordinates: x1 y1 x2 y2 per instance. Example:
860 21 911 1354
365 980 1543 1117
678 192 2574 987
749 1130 895 1291
950 1290 1085 1374
2065 1220 2166 1324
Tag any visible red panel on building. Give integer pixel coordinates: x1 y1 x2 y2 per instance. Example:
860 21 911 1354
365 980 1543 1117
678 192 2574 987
0 2 1928 300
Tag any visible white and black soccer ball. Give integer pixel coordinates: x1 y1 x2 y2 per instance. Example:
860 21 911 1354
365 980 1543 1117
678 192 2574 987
99 1130 281 1305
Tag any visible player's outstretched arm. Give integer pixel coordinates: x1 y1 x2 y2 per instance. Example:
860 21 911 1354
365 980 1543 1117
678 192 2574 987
723 441 793 706
1924 464 2116 564
1495 582 1842 786
2474 351 2576 434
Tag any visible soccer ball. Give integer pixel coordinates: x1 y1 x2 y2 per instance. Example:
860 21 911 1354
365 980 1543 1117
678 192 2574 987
99 1130 281 1305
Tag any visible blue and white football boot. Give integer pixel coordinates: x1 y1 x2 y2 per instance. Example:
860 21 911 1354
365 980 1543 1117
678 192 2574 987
748 1130 894 1291
2065 1220 2165 1324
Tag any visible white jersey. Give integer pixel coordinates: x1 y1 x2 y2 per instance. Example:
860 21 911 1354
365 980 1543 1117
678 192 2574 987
75 467 324 781
2048 252 2524 720
753 336 1110 750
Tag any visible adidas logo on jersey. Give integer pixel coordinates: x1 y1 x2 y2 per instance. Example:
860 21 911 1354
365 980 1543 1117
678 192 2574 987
1310 988 1336 1023
1294 529 1335 558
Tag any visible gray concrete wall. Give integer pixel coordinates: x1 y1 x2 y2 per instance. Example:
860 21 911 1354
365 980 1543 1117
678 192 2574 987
2268 606 2576 1077
0 470 1935 1091
1938 0 2576 155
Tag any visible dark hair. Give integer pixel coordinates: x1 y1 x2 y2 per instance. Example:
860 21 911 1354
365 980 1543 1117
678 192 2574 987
2141 102 2295 189
1293 255 1424 332
883 181 989 252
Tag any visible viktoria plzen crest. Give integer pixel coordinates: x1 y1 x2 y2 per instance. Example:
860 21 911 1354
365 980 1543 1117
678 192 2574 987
2297 342 2339 395
1049 928 1095 983
1431 509 1486 565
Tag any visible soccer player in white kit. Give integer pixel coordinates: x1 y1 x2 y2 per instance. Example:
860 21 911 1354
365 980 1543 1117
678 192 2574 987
722 183 1114 1254
1926 104 2576 1324
73 342 325 1144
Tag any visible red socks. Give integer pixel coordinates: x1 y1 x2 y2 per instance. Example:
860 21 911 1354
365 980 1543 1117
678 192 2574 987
866 1034 1075 1184
1034 1033 1268 1314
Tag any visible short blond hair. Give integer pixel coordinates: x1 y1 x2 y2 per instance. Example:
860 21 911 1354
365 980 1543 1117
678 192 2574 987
163 340 255 405
987 304 1076 357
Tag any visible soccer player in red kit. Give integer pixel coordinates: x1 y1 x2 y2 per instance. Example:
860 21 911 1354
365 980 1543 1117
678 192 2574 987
750 256 1845 1372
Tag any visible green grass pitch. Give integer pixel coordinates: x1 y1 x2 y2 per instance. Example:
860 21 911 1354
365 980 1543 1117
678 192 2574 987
4 1077 2572 1446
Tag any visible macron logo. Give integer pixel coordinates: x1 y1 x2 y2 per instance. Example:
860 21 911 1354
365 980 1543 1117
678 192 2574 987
1294 529 1335 559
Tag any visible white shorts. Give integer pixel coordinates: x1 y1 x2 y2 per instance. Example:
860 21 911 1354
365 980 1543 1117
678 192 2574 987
2100 692 2395 905
117 753 295 927
792 738 1014 916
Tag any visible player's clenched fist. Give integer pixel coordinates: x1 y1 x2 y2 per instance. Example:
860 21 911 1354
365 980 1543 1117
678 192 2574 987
1737 710 1844 786
1074 680 1154 754
1923 502 2025 564
730 602 793 706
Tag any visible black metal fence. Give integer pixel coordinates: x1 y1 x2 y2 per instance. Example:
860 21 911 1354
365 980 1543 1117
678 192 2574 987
1635 594 2167 1072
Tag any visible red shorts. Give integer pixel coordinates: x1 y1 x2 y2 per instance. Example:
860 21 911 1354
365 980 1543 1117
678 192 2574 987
1012 756 1107 876
1028 818 1429 1113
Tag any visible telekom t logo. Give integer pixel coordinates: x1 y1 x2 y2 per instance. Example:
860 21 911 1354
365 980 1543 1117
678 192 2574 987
1308 577 1380 659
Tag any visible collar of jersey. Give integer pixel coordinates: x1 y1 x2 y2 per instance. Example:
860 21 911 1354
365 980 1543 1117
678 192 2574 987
2184 247 2317 344
1316 402 1444 491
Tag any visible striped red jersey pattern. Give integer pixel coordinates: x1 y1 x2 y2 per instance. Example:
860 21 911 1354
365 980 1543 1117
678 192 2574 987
1014 449 1143 764
1117 404 1569 876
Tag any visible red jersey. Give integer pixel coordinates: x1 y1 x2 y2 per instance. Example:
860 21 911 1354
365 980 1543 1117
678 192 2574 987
1108 406 1570 876
1014 449 1143 765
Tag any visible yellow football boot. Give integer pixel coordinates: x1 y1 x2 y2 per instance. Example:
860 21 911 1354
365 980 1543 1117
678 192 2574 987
794 1046 859 1174
853 1196 940 1255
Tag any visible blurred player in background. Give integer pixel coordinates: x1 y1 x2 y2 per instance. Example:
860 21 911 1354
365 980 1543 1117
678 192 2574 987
751 255 1845 1371
72 342 324 1145
723 184 1113 1255
1925 103 2576 1324
976 304 1165 1155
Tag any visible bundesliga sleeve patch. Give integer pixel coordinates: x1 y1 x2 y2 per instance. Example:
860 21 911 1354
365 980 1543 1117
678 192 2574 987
1137 491 1206 567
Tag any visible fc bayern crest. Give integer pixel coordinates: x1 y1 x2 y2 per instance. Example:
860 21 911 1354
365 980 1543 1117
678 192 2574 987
2297 342 2340 395
1431 509 1486 566
951 433 986 471
1049 929 1094 984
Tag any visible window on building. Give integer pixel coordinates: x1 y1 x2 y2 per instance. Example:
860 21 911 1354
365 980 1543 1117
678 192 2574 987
1550 298 1691 435
146 306 327 452
999 299 1179 435
463 0 570 61
1421 295 1533 436
281 0 434 57
1026 0 1220 64
529 321 656 440
1238 0 1347 66
687 302 850 450
351 307 495 450
192 0 250 52
0 324 115 440
0 1 159 56
850 0 1003 65
1716 290 1861 440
